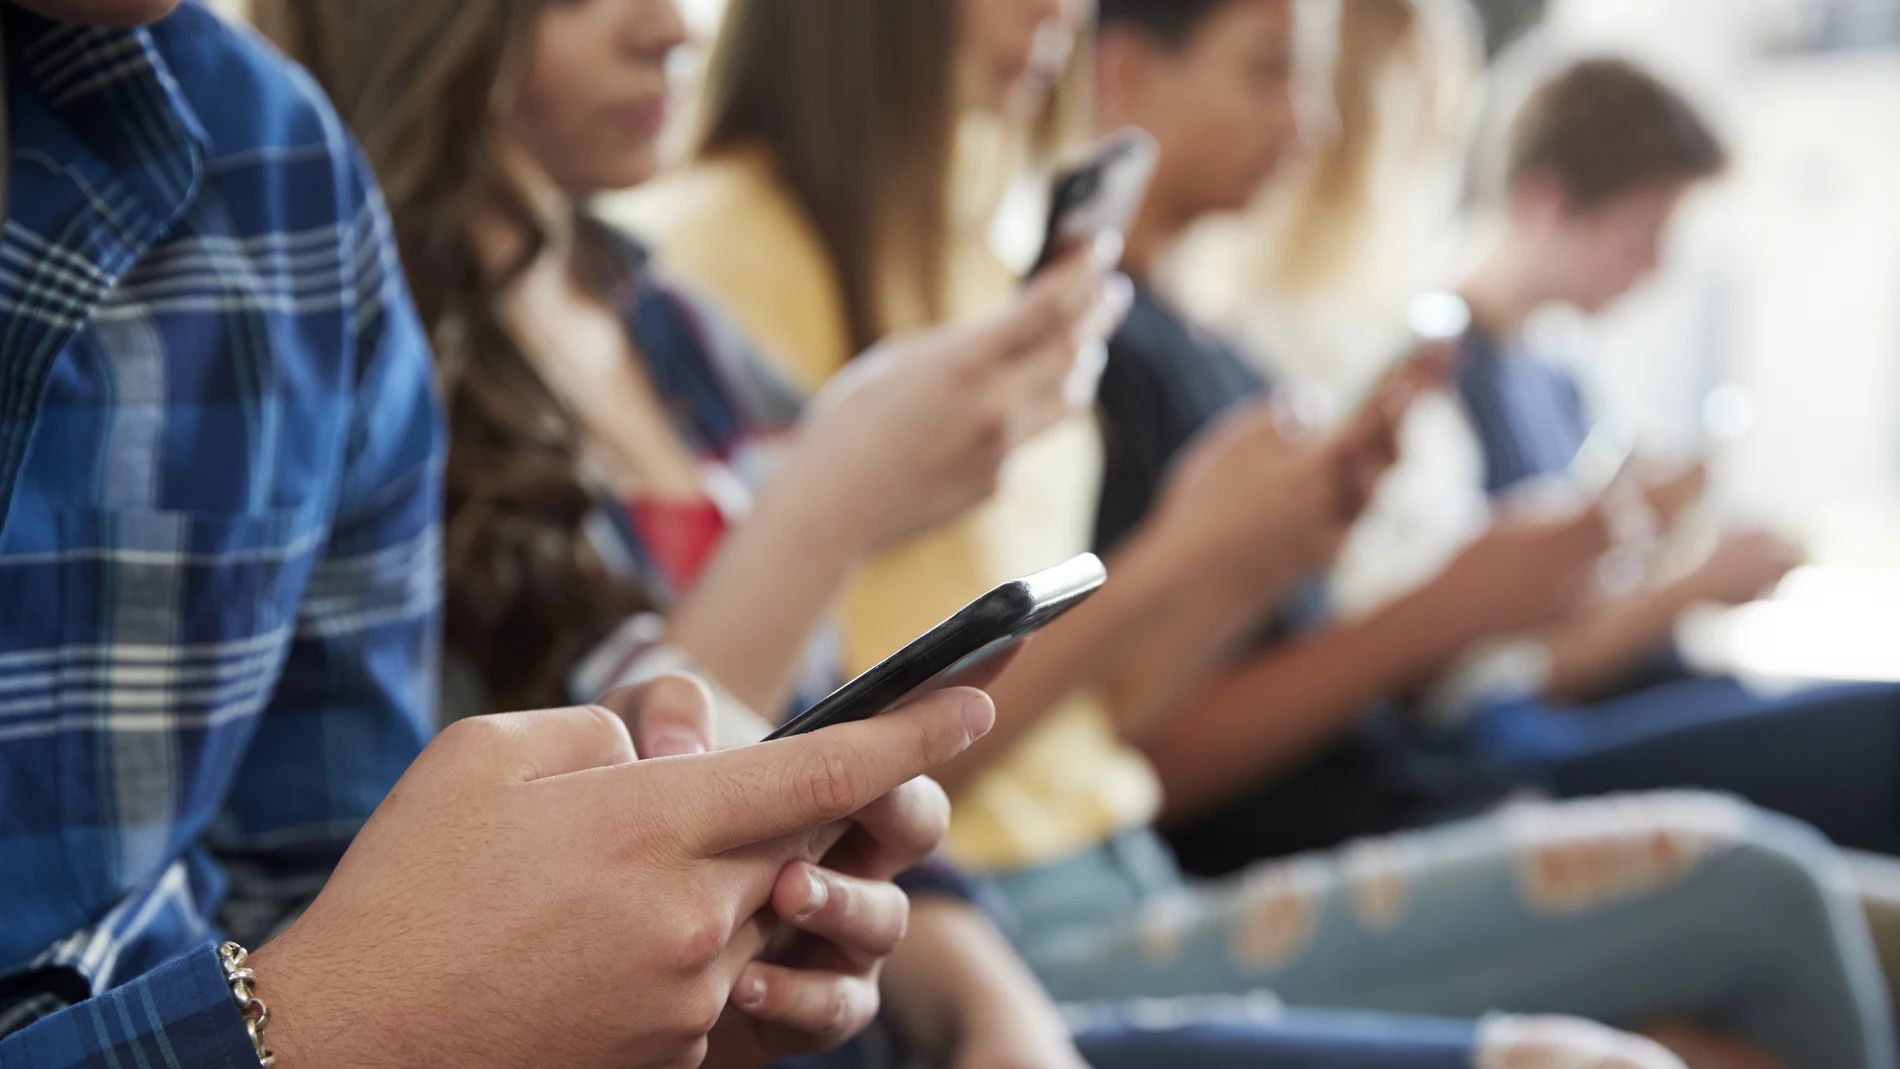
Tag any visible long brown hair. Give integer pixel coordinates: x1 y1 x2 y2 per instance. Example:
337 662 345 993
694 0 963 356
255 0 648 710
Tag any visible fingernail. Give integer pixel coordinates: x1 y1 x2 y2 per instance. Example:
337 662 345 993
645 731 707 759
795 869 830 921
961 693 996 741
1091 230 1125 273
734 973 766 1010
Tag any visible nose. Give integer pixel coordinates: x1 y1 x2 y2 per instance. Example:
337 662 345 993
625 0 690 57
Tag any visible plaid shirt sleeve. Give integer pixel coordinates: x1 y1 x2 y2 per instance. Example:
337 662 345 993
0 944 262 1069
205 141 443 949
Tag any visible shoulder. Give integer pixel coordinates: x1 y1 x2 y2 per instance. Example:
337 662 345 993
607 149 853 390
147 5 361 184
614 149 831 280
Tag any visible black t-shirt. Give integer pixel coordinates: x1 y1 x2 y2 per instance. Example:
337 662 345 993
1096 286 1519 876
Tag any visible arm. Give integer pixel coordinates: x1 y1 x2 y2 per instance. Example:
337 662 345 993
935 402 1345 795
1142 502 1619 821
1 945 263 1069
882 898 1086 1069
1540 527 1799 702
1142 584 1483 822
207 153 441 947
661 480 861 717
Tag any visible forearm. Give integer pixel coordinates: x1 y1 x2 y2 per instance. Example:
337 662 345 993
880 898 1070 1060
1146 584 1482 824
1542 579 1697 702
666 482 859 717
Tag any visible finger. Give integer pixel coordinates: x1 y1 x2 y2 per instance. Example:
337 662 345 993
459 705 636 783
772 863 912 963
937 642 1023 692
729 963 880 1044
983 247 1105 367
643 688 993 857
816 775 952 880
595 674 717 759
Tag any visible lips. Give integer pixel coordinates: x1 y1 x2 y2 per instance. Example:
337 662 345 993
616 95 669 136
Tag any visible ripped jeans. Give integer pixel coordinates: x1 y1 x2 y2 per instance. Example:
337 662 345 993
987 793 1897 1069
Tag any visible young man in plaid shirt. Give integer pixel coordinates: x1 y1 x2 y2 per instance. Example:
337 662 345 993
0 3 982 1066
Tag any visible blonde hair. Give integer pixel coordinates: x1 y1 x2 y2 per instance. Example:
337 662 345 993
1263 0 1480 299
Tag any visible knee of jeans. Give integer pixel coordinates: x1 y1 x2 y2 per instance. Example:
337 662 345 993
1474 1015 1688 1069
1717 806 1859 921
1506 791 1847 916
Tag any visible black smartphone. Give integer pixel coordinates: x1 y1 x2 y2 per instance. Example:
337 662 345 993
764 554 1108 741
1028 127 1159 278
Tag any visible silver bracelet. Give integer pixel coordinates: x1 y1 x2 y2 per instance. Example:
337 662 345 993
217 941 277 1067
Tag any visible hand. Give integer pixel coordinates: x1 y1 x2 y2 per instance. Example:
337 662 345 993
250 678 994 1069
780 236 1133 556
1683 528 1801 607
1147 399 1338 593
628 681 959 1069
1329 344 1450 521
1641 458 1710 532
1428 505 1616 639
1150 356 1431 593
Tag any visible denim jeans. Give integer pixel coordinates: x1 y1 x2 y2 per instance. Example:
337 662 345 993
1472 679 1900 855
983 793 1896 1068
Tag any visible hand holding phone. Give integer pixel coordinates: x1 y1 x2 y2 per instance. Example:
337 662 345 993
1029 127 1159 278
767 555 1108 740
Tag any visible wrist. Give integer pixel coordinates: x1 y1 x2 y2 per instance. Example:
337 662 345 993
244 937 371 1069
1411 571 1505 651
749 475 865 581
242 942 312 1069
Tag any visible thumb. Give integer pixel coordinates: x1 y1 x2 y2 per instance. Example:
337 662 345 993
597 674 718 759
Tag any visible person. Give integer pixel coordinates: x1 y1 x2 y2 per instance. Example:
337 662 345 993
626 0 1899 1065
251 2 1141 1066
0 2 987 1067
255 2 1654 1066
1451 56 1900 856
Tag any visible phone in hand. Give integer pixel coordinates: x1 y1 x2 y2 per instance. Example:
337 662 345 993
1028 127 1159 278
765 554 1108 741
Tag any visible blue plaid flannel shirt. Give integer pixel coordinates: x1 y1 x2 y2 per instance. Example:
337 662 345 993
0 4 442 1066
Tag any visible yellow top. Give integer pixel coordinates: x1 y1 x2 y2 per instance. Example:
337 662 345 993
609 147 1161 871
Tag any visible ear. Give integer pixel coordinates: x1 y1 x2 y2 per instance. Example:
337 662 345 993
1508 171 1576 231
1093 25 1162 129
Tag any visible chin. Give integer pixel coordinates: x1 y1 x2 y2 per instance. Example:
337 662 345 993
15 0 182 26
572 156 662 197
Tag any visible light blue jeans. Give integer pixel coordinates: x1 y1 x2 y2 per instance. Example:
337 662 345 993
984 793 1897 1068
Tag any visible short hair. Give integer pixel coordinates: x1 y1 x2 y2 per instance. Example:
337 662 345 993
1507 57 1729 210
1096 0 1259 47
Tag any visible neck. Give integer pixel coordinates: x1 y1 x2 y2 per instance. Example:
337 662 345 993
1121 187 1195 284
1458 237 1545 339
469 169 576 294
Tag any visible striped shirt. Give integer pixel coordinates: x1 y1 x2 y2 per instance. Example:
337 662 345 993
0 5 442 1066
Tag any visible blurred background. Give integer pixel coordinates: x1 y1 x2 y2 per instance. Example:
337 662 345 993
214 0 1900 682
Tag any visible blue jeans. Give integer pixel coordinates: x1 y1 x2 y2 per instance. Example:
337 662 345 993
1470 679 1900 854
785 1014 1481 1069
983 795 1896 1068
